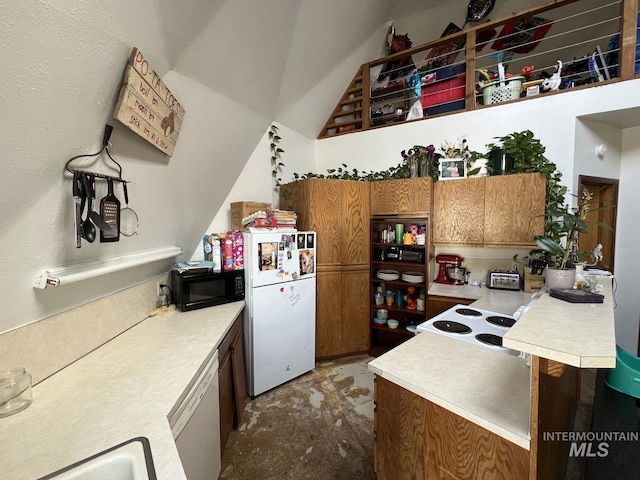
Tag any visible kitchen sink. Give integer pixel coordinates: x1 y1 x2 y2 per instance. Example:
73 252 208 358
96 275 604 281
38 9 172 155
38 437 156 480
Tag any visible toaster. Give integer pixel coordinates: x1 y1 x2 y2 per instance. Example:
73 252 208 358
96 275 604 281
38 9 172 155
487 270 521 290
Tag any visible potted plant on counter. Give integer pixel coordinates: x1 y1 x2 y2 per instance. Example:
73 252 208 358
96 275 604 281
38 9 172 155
533 186 593 289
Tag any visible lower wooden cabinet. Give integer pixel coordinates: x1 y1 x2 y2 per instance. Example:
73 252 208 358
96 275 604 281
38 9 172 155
316 267 370 358
374 376 529 480
218 315 247 452
427 295 474 319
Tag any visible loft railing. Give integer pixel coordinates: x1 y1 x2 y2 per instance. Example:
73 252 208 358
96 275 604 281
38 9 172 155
319 0 639 138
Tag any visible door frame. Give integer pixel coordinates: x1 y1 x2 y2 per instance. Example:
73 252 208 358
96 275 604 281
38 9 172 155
577 175 618 273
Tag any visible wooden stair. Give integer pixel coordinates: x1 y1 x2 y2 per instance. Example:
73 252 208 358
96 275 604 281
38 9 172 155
318 66 368 138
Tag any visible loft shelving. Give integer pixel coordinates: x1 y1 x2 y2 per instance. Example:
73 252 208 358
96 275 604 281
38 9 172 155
319 0 639 139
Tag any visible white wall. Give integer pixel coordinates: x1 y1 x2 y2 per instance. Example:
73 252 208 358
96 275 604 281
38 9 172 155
0 3 269 335
615 127 640 354
190 122 317 260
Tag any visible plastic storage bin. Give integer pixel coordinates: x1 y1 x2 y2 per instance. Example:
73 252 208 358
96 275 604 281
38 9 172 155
604 345 640 399
481 76 524 105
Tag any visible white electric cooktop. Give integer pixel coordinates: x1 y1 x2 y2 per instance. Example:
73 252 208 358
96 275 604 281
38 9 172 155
416 304 521 356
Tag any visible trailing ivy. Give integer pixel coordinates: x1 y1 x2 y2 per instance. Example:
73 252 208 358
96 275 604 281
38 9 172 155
269 124 285 189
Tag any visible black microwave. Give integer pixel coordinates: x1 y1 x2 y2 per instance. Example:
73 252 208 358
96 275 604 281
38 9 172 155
171 269 245 312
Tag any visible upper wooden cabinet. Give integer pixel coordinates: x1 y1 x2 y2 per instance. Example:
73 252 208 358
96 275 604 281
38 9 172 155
433 177 485 246
370 177 432 215
280 178 369 265
433 173 546 247
484 173 546 247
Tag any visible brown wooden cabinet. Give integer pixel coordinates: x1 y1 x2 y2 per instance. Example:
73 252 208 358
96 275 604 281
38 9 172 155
280 179 370 358
219 315 247 453
369 216 430 356
374 376 529 480
433 173 545 247
432 176 485 246
370 178 432 215
374 355 580 480
427 295 474 319
483 173 546 247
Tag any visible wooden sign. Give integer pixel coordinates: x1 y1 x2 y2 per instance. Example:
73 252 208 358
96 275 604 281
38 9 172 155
113 48 185 156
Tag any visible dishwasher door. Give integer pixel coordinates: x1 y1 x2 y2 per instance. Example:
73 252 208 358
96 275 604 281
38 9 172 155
170 351 221 480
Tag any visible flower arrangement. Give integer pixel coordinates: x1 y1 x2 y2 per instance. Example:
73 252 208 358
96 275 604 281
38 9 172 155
440 137 471 159
439 137 489 177
400 144 441 181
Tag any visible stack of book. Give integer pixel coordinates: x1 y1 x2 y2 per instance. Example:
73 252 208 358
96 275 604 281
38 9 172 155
241 208 297 229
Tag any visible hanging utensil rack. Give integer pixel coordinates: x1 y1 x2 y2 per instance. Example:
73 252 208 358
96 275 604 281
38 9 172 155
64 124 129 184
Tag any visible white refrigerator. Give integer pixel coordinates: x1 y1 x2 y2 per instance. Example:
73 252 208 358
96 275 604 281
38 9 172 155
243 229 317 396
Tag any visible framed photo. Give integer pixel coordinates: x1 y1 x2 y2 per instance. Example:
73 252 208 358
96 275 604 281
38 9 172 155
439 159 467 180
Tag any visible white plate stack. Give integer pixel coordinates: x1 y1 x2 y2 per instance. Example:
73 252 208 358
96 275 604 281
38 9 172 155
377 269 400 281
401 271 425 283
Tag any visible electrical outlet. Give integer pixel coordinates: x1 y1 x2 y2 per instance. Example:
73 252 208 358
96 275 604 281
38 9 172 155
157 281 162 297
512 262 520 272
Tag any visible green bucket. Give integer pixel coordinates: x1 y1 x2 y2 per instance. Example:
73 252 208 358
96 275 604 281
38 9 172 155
604 345 640 399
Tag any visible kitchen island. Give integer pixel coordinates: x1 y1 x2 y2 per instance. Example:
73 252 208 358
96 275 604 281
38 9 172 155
0 301 245 480
370 280 616 480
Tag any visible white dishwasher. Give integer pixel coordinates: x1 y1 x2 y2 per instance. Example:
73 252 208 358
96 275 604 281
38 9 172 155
170 350 221 480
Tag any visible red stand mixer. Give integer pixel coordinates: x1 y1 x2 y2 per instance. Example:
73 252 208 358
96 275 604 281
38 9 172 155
434 254 466 285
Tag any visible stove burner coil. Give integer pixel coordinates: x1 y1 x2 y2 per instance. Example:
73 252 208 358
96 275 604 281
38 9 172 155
485 315 516 328
455 308 482 317
433 320 472 334
475 333 503 347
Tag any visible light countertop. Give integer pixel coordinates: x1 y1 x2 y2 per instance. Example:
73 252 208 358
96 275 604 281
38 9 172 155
370 280 617 449
0 301 245 480
428 283 532 316
503 279 616 368
368 330 531 450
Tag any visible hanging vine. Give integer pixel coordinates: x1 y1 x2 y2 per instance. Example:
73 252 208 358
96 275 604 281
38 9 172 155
269 124 285 190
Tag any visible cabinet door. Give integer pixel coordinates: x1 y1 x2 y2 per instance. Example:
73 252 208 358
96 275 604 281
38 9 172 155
315 269 343 358
230 331 247 427
427 295 474 319
341 267 370 354
483 173 545 247
341 180 370 264
218 350 234 451
433 177 485 245
370 178 432 215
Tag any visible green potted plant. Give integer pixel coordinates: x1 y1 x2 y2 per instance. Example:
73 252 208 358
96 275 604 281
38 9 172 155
533 187 593 289
486 130 548 175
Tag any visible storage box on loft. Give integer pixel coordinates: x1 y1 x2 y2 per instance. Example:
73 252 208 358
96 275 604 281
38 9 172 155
230 202 271 230
420 63 466 115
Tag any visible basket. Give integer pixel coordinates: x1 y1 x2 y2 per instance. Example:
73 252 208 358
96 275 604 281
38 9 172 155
481 76 524 105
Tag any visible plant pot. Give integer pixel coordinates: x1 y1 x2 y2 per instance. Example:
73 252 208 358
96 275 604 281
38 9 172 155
544 267 575 290
468 158 489 177
408 157 419 178
488 148 514 175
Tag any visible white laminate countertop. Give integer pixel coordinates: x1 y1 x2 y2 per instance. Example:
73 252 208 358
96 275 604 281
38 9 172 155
368 330 531 450
428 283 533 316
369 280 617 450
503 279 617 368
0 301 245 480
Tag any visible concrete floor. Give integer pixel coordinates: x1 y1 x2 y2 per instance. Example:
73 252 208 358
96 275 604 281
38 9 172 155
220 355 595 480
220 354 376 480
